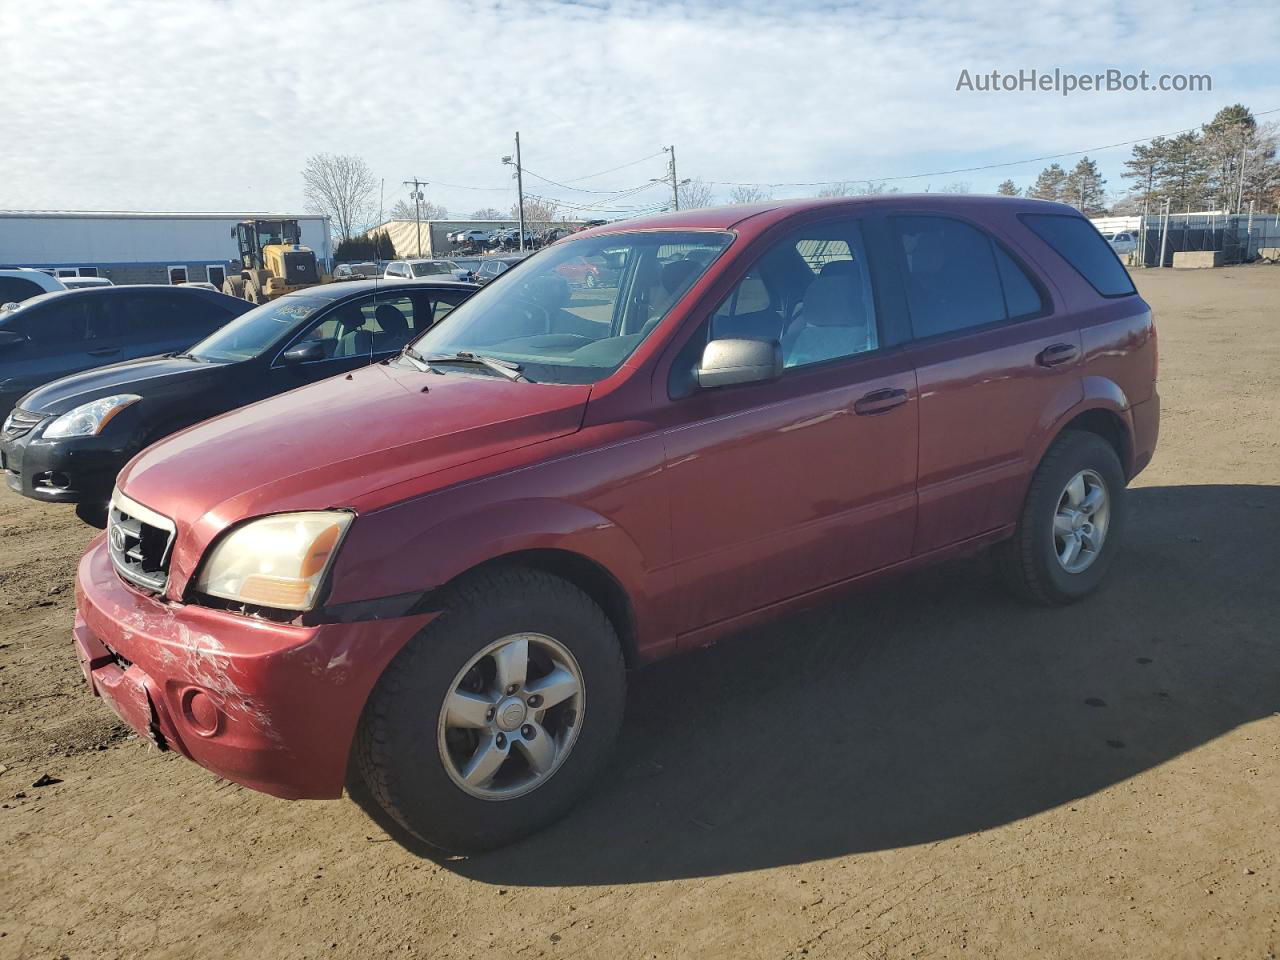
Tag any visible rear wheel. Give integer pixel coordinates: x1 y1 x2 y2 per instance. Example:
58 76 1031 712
222 276 246 300
356 567 626 853
996 430 1127 605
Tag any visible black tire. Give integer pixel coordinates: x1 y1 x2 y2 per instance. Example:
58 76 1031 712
995 430 1127 606
74 501 108 529
222 276 246 300
355 566 626 853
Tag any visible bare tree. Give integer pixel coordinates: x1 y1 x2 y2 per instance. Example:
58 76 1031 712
728 185 773 204
513 197 567 233
817 182 854 198
471 207 503 219
301 153 376 240
940 181 971 194
390 198 448 221
677 178 715 209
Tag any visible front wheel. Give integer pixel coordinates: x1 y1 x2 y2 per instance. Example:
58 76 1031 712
355 567 626 853
995 430 1127 605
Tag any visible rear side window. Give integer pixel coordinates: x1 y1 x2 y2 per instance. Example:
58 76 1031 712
0 277 44 304
892 216 1046 338
1021 213 1136 297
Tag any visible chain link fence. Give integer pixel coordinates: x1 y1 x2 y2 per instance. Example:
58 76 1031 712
1132 211 1280 267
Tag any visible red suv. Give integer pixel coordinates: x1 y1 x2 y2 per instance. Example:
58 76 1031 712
73 196 1158 852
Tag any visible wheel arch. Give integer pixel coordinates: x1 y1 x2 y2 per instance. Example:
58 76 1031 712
460 548 639 668
1037 377 1137 480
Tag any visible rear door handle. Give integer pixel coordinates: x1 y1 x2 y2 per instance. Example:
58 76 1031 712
86 347 120 357
1036 343 1079 367
853 387 909 416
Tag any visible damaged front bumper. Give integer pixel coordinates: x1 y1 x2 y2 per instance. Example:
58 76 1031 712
74 536 437 799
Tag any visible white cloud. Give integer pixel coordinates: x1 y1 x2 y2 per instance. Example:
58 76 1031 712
0 0 1276 217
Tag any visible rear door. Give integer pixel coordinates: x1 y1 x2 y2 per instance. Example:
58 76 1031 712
887 211 1083 554
0 296 110 413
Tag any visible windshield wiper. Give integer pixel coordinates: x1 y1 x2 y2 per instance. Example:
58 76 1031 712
420 351 529 382
171 352 211 363
401 346 437 373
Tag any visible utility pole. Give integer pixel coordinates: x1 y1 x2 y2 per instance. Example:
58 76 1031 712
503 134 526 253
402 177 428 257
667 145 680 210
651 145 690 211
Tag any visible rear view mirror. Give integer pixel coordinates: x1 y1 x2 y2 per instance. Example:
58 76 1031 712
280 341 325 365
0 329 26 350
697 338 783 389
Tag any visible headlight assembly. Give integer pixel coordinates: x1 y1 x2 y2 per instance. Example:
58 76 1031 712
195 511 353 611
44 394 141 439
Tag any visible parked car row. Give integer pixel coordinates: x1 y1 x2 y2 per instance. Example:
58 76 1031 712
446 225 572 254
2 280 477 517
12 197 1158 856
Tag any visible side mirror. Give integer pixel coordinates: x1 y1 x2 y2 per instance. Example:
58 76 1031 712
696 338 783 389
0 329 27 350
280 340 325 365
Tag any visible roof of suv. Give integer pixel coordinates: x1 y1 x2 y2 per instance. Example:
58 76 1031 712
575 193 1082 239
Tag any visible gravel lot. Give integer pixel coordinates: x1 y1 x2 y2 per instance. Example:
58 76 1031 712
1 266 1278 959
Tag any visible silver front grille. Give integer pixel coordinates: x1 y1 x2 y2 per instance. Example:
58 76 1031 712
1 408 43 442
108 491 176 592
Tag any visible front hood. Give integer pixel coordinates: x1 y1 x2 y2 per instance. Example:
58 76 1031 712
20 354 216 415
117 362 590 581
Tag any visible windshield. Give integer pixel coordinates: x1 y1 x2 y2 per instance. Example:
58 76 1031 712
409 230 732 384
412 261 457 277
188 296 330 362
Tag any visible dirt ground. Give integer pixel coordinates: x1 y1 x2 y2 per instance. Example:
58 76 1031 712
2 266 1278 960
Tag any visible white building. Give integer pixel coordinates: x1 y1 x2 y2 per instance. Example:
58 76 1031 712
0 210 332 286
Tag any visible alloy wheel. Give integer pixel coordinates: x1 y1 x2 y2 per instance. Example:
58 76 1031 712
437 633 585 800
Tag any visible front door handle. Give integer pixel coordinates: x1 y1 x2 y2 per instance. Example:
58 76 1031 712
1036 343 1079 367
853 387 909 416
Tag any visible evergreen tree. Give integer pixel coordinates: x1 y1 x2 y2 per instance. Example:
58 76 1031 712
1063 156 1107 215
1121 137 1166 210
1157 132 1210 211
996 179 1020 197
1028 163 1068 202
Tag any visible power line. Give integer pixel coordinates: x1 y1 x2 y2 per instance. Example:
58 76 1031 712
705 106 1280 189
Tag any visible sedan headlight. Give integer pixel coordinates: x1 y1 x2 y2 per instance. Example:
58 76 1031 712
195 511 353 611
44 394 141 439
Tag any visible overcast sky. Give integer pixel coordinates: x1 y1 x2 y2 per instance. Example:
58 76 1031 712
2 0 1277 221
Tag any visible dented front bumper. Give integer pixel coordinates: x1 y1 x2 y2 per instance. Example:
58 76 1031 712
74 536 436 799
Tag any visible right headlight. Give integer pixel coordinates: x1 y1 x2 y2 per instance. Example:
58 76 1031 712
195 511 353 611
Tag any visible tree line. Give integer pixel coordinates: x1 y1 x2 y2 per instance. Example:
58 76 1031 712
997 104 1279 216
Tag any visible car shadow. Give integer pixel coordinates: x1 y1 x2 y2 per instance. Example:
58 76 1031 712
349 483 1280 884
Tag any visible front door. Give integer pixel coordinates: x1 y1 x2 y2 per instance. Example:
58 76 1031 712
663 216 919 634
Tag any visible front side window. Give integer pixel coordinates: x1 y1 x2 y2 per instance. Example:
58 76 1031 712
707 220 878 370
411 231 732 384
892 216 1045 338
1021 213 1136 297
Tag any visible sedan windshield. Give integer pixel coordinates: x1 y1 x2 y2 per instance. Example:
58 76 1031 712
409 231 731 384
187 296 328 362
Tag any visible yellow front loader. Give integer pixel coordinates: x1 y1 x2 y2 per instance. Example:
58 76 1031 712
222 219 326 303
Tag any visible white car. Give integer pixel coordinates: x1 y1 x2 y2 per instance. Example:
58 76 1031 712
384 259 468 281
1105 232 1138 255
0 268 67 307
58 275 114 289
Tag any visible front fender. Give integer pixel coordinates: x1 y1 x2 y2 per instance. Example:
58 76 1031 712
327 495 672 656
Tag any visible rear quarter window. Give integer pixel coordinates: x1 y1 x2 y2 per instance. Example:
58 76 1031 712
1021 213 1136 297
